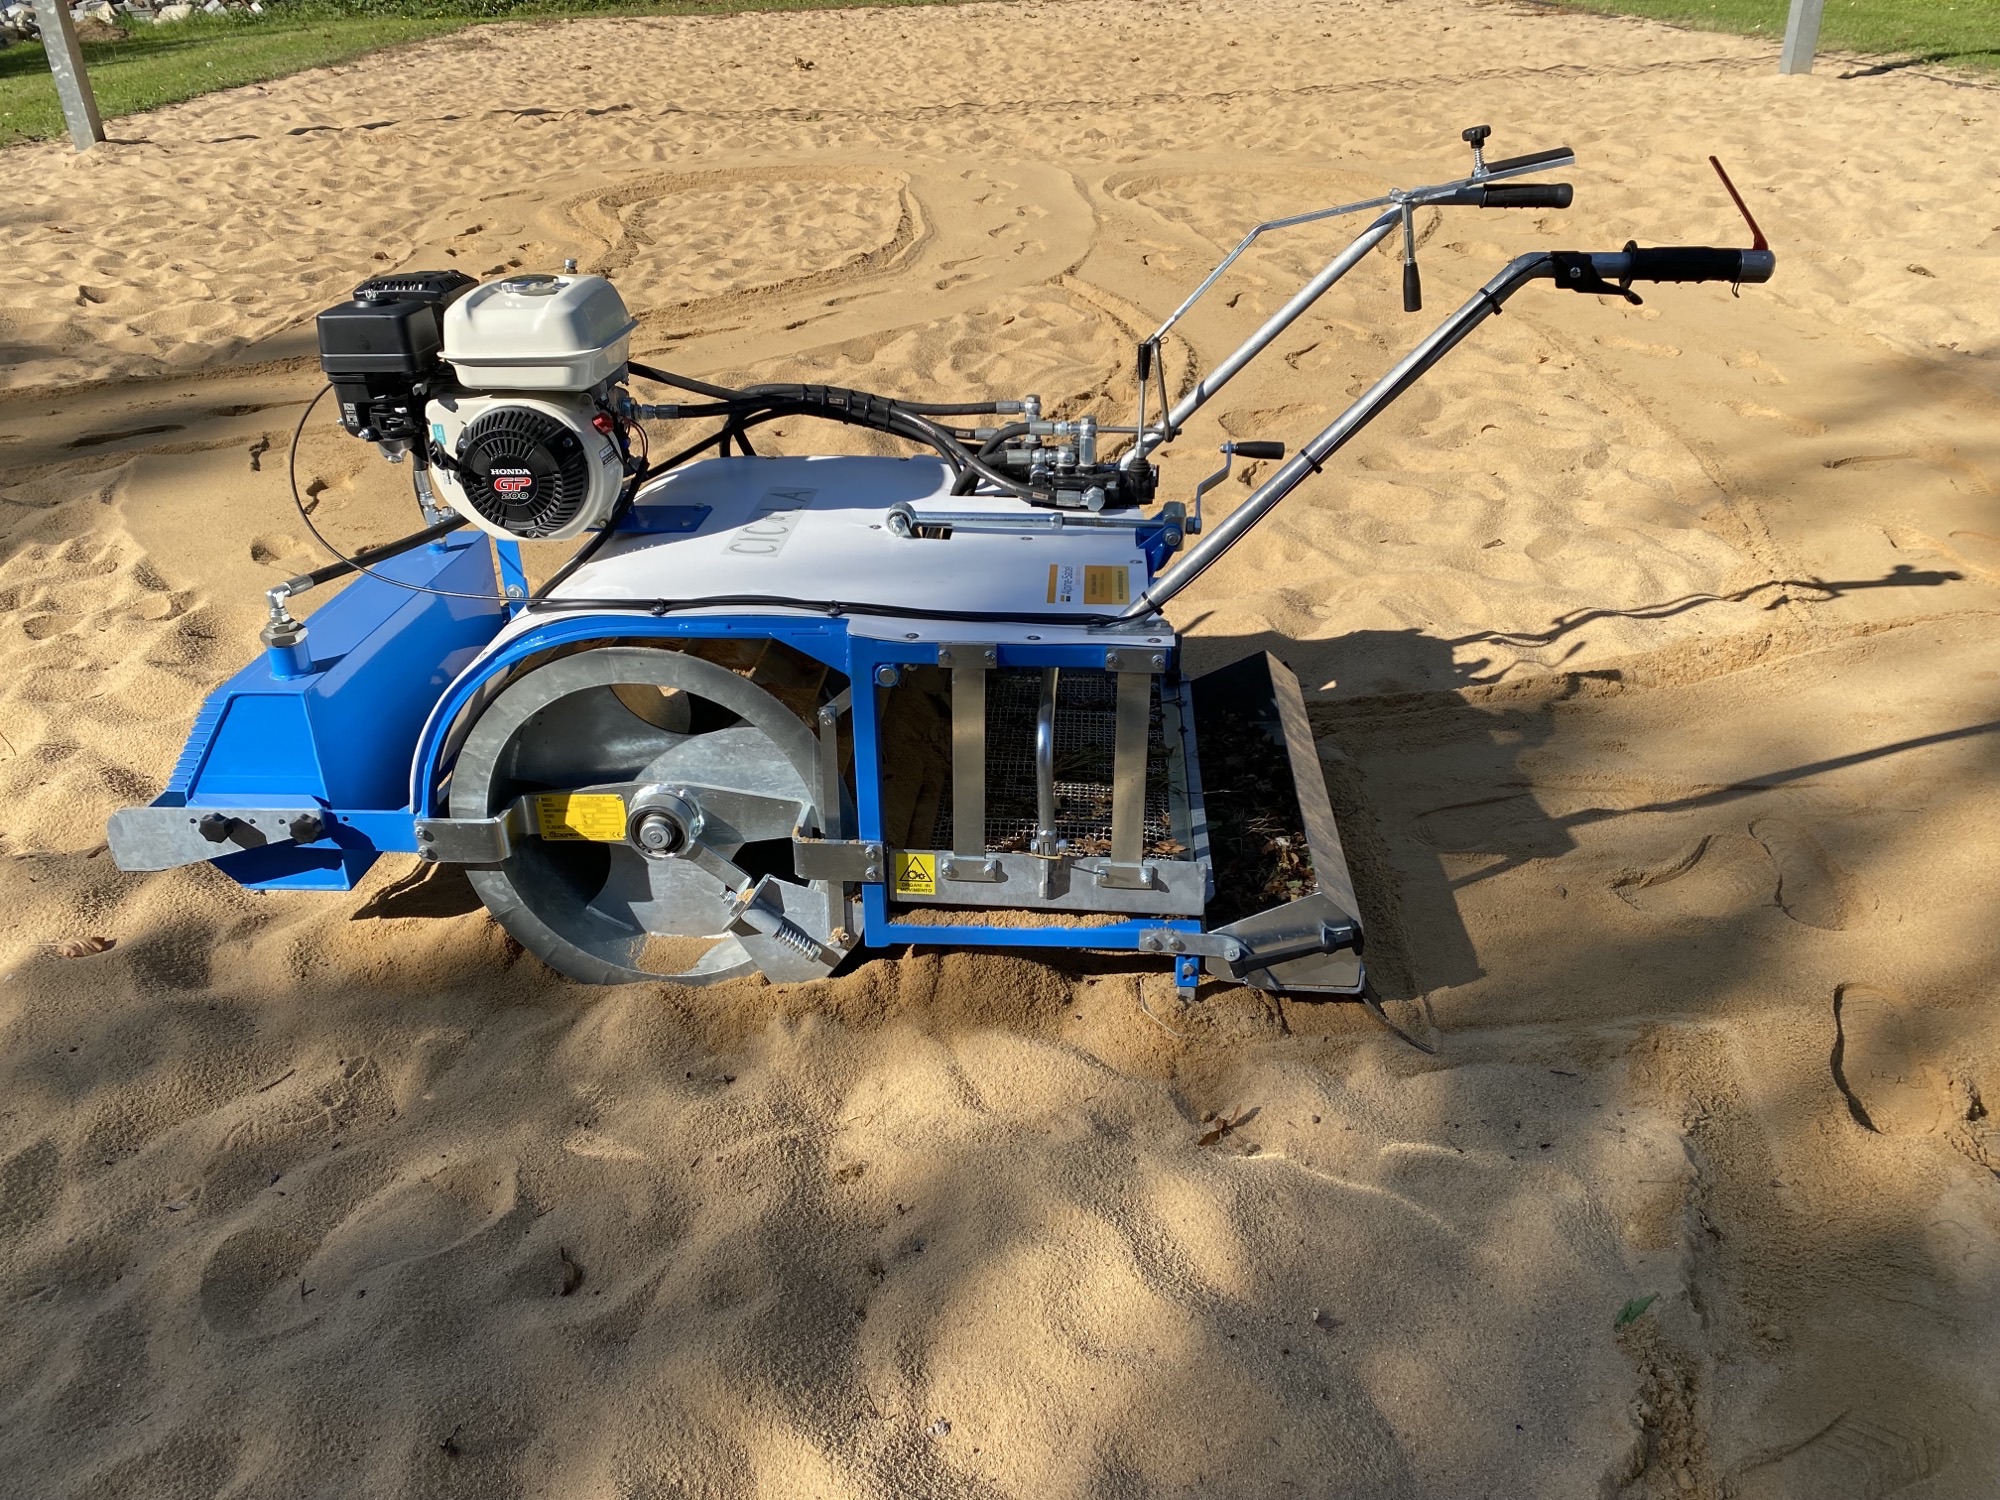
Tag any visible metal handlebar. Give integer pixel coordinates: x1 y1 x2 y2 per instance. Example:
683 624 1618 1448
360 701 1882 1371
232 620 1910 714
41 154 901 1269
1122 241 1776 619
1120 141 1578 468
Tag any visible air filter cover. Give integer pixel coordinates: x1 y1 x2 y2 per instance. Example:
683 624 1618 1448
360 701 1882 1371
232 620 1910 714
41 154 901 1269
442 273 637 392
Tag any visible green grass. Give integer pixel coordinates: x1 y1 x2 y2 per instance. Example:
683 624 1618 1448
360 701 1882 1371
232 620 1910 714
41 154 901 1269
1550 0 2000 72
7 0 1990 148
0 0 962 146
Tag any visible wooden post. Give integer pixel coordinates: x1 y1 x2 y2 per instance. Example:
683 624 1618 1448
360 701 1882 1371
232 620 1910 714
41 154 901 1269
1779 0 1826 74
32 0 105 150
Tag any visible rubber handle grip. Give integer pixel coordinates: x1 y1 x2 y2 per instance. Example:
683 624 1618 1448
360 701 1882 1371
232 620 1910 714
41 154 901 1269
1402 261 1422 313
1229 441 1286 460
1480 182 1573 209
1625 246 1747 283
1483 146 1573 176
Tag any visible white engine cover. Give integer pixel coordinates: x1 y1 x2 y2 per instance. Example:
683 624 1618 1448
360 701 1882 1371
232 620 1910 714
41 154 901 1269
441 273 637 392
428 393 626 542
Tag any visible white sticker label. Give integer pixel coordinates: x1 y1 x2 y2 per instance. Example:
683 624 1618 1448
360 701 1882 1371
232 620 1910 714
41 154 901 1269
1046 563 1131 606
725 487 816 556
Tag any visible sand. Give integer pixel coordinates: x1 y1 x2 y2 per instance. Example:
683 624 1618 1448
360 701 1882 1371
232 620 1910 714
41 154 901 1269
2 0 1998 1495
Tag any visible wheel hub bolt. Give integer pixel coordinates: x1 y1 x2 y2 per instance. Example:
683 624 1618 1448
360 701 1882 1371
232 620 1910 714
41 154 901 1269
633 810 684 855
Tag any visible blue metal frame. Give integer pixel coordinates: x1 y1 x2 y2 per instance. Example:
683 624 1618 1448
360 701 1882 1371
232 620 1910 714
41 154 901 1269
144 521 1208 950
494 539 528 618
409 613 1201 954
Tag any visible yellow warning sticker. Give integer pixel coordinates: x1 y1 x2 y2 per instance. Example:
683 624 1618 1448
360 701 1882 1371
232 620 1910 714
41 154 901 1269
534 793 628 842
893 851 936 896
1046 563 1130 606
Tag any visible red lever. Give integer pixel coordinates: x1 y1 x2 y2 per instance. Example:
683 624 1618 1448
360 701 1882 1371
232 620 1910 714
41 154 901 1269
1708 156 1768 251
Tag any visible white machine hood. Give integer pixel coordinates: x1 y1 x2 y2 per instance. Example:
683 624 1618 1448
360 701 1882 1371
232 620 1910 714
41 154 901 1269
548 455 1155 632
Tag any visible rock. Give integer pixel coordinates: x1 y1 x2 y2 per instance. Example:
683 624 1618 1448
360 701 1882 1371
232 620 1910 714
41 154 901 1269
154 1 191 19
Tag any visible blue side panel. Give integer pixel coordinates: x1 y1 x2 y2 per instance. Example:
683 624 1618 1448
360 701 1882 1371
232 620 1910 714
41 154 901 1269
189 696 323 801
164 533 508 891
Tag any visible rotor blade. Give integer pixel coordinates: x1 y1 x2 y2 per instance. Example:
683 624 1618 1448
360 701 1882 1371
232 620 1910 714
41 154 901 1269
508 684 689 787
637 725 813 803
591 847 736 937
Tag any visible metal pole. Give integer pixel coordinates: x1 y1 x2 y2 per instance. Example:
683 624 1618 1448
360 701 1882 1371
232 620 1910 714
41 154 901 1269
1124 211 1401 468
33 0 105 151
1779 0 1826 74
1125 254 1552 618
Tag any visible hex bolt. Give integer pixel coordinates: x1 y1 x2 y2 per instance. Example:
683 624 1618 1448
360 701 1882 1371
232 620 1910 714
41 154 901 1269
874 664 900 688
1150 653 1166 670
633 809 683 856
418 827 435 842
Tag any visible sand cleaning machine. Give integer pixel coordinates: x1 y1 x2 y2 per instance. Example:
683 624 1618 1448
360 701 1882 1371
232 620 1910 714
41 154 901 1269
106 130 1774 999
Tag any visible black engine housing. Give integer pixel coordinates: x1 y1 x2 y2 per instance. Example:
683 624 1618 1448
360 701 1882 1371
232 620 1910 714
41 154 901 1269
315 270 477 443
455 405 594 538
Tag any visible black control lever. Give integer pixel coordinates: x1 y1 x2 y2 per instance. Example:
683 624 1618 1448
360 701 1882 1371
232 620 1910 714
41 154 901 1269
1462 123 1491 174
1400 203 1422 312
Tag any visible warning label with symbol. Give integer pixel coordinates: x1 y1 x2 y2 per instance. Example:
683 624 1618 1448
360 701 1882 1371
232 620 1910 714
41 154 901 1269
1046 563 1131 607
534 793 628 842
892 852 936 896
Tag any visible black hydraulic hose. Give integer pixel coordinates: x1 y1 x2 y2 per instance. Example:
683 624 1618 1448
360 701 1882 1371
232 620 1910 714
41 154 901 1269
626 362 1011 418
625 363 1046 501
879 397 1016 415
977 421 1031 460
279 515 466 595
627 362 743 402
526 593 1132 627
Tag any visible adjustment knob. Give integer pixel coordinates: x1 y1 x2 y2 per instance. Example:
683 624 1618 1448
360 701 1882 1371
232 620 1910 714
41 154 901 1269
1462 124 1492 148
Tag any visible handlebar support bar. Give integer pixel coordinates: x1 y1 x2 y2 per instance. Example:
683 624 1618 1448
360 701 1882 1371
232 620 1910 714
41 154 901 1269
1121 243 1775 619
